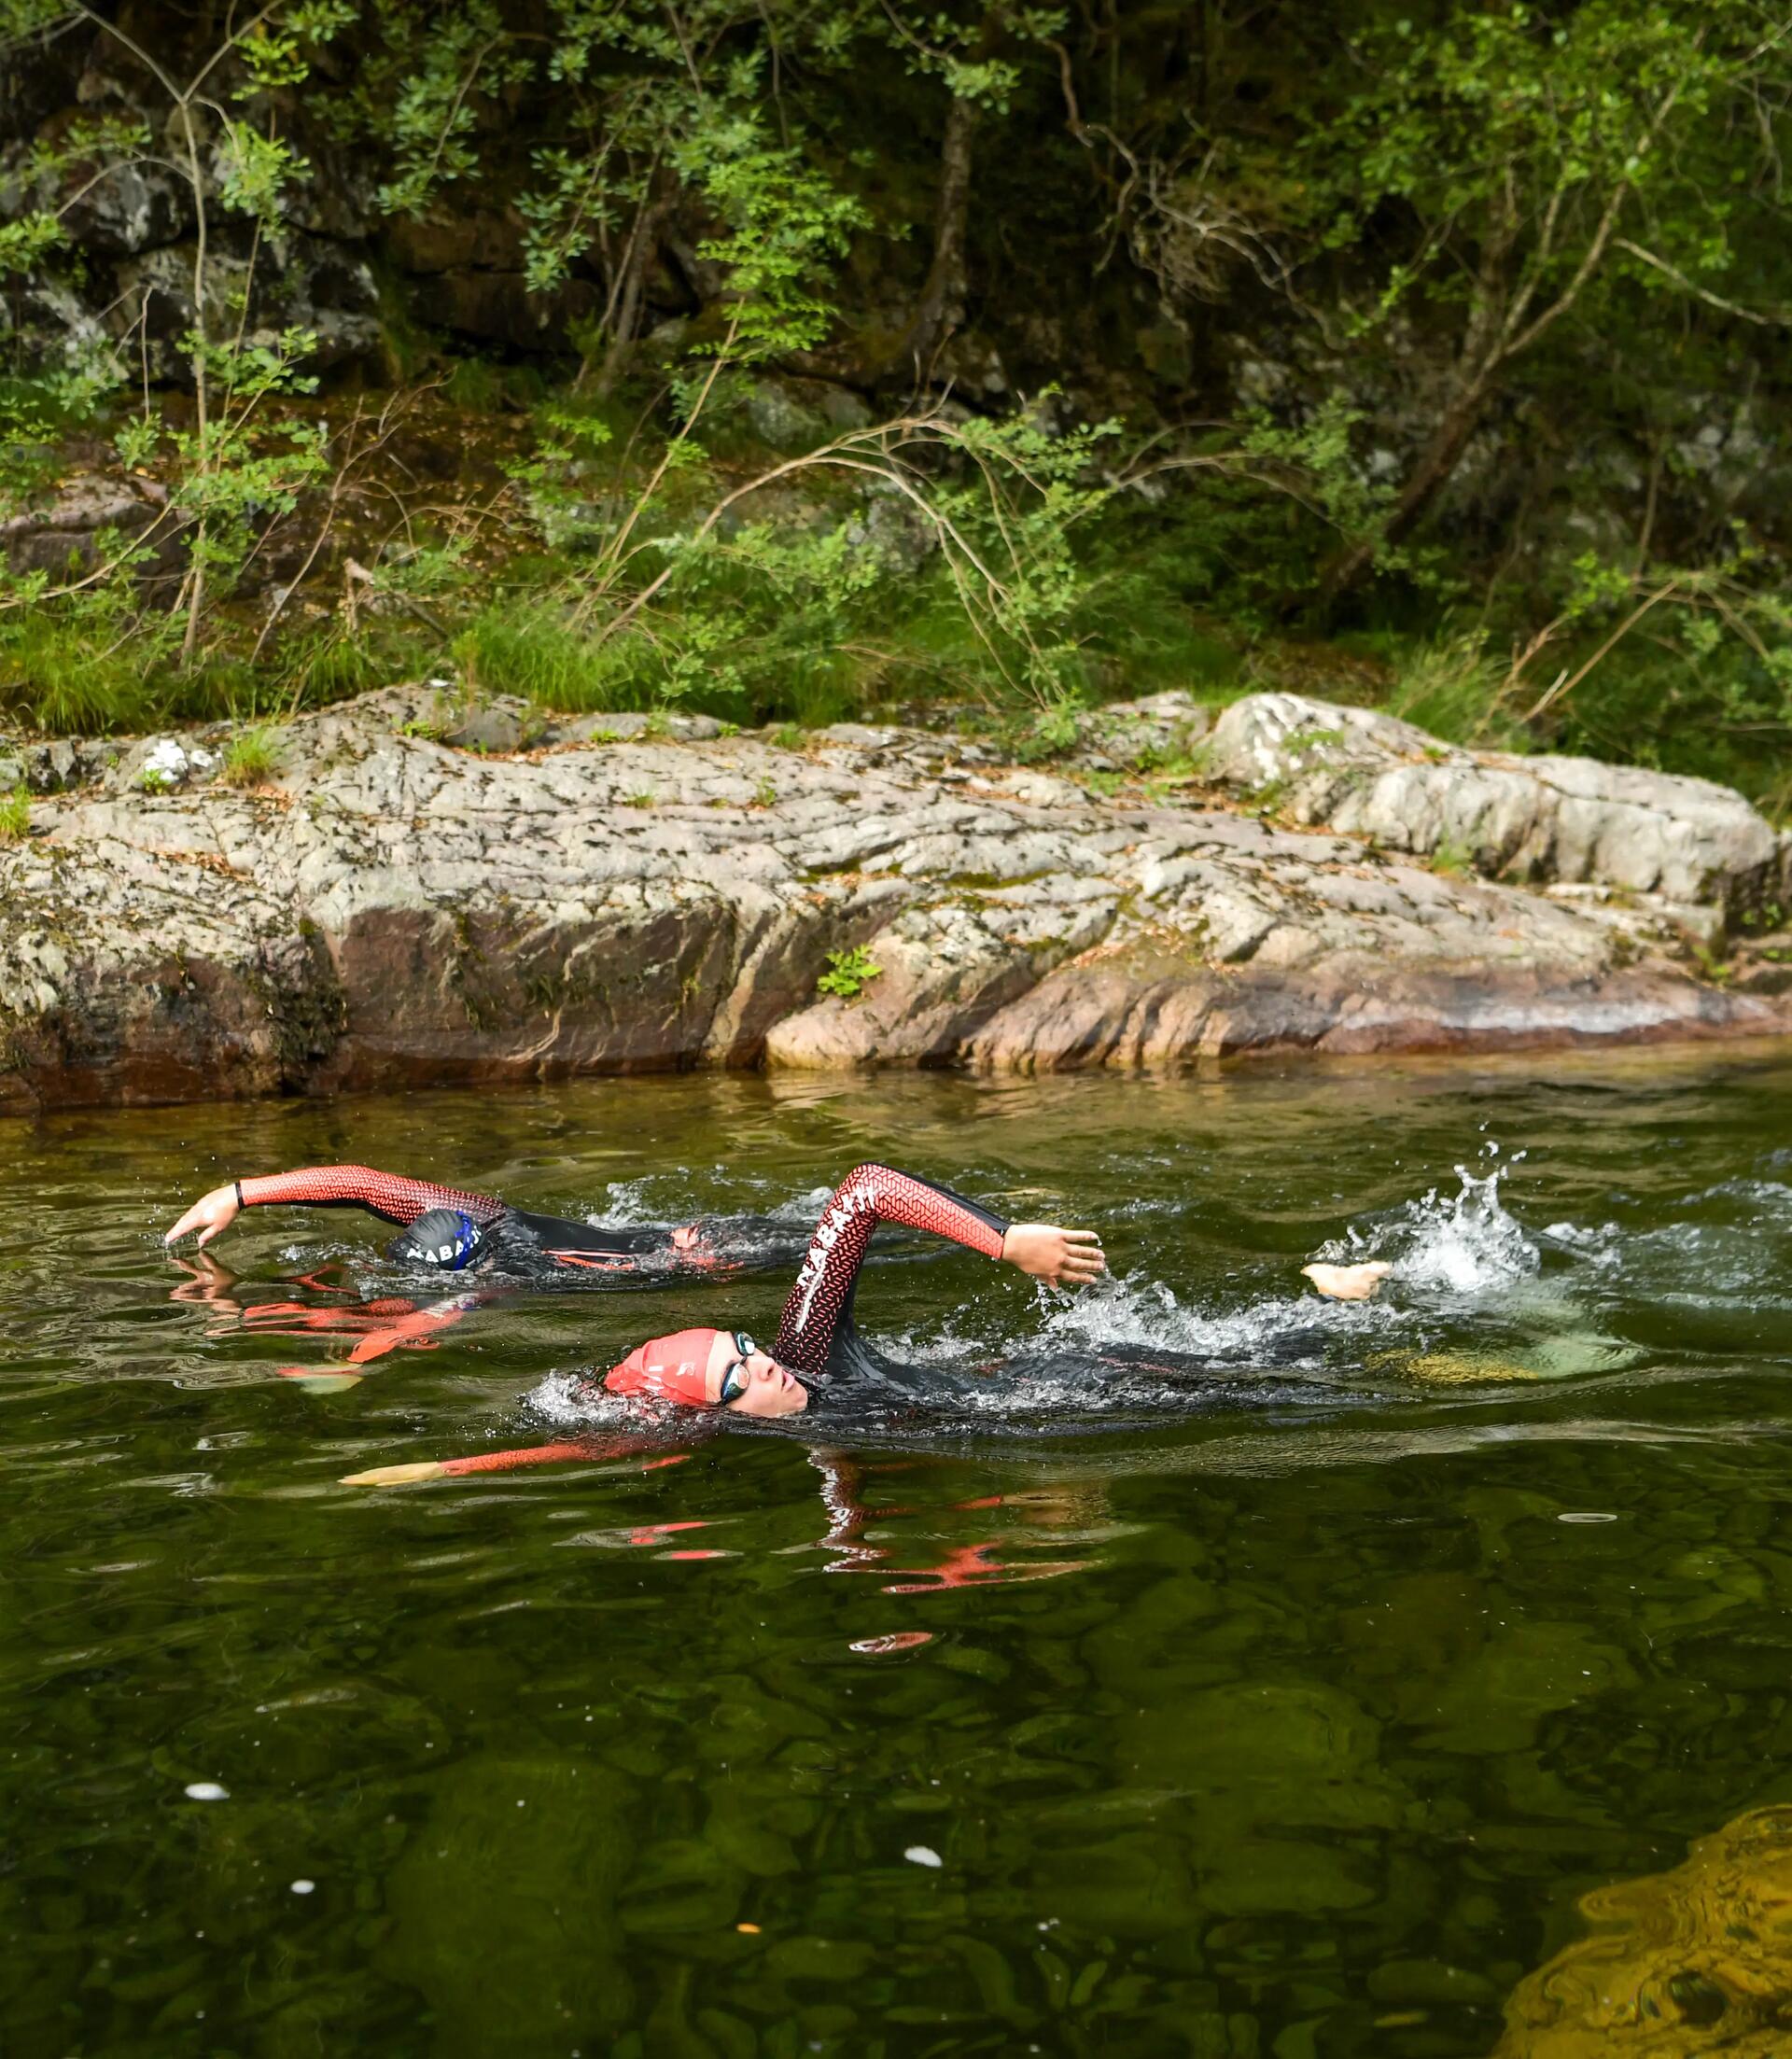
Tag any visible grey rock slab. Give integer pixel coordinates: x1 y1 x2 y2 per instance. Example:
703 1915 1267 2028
443 700 536 754
816 722 904 749
1205 690 1782 914
2 686 1786 1111
20 738 110 793
1068 689 1216 772
0 474 167 578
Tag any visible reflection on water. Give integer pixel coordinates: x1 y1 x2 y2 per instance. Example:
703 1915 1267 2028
8 1051 1792 2053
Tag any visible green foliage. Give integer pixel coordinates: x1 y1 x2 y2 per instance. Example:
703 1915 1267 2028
0 0 1789 823
687 140 870 363
1304 1 1749 308
0 786 30 843
875 0 1065 112
817 944 882 1000
372 1 533 217
0 569 168 732
236 3 359 90
0 212 66 277
1000 699 1082 763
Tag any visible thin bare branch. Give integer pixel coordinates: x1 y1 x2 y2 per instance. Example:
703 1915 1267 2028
1614 235 1792 324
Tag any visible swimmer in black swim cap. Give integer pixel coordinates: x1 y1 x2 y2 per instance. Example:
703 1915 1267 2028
385 1208 488 1271
164 1161 777 1282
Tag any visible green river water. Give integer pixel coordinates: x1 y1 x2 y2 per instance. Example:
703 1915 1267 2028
8 1053 1792 2058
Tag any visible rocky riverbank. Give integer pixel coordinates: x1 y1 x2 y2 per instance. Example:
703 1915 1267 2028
5 684 1792 1114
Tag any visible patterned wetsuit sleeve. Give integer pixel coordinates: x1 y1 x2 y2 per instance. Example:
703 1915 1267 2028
237 1166 508 1230
773 1164 1010 1378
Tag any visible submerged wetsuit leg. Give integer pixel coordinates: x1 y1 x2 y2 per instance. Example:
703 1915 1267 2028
772 1164 1011 1381
502 1208 681 1273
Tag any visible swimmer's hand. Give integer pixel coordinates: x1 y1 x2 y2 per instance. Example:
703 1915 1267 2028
1302 1260 1392 1301
164 1183 240 1251
1001 1224 1106 1288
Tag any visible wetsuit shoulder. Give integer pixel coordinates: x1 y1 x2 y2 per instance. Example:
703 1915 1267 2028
773 1163 1011 1380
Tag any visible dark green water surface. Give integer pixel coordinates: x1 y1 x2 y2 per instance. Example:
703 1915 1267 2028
9 1054 1792 2058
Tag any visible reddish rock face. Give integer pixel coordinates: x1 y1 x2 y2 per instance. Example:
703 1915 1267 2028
2 684 1788 1114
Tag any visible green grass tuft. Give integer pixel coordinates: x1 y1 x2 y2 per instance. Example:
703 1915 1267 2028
0 609 155 734
218 725 282 789
454 605 646 714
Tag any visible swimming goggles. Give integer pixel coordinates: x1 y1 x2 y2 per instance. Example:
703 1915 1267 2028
718 1332 759 1406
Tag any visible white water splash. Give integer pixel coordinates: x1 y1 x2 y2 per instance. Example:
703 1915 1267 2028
877 1317 1004 1369
1036 1269 1390 1365
529 1369 636 1425
1319 1159 1540 1297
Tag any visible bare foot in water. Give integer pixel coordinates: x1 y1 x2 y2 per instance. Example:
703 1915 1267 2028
1301 1260 1393 1301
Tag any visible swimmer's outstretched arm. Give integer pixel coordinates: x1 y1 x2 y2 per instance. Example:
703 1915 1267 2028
772 1162 1105 1378
164 1165 508 1251
343 1436 679 1488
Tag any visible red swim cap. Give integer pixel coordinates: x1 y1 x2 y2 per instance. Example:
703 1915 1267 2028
603 1327 723 1408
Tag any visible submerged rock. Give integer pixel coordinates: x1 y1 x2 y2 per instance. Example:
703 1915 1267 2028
0 688 1787 1113
1493 1804 1792 2056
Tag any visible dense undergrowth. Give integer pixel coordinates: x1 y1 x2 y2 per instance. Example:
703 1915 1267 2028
6 0 1792 809
7 370 1790 813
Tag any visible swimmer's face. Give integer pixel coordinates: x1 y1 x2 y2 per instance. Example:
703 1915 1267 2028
704 1332 807 1417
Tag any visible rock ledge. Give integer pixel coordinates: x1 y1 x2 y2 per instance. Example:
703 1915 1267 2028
3 688 1789 1113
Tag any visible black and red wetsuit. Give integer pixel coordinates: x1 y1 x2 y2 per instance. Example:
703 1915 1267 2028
234 1164 722 1279
761 1164 1342 1422
771 1163 1011 1392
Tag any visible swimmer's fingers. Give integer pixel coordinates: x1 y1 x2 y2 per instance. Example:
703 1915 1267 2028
1002 1224 1107 1287
167 1252 241 1306
164 1184 240 1250
1302 1260 1393 1301
1057 1231 1107 1286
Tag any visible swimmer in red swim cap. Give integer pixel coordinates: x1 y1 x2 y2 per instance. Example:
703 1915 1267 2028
591 1166 1389 1420
603 1326 809 1417
595 1162 1108 1419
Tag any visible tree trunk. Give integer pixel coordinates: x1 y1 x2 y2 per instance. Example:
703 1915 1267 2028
898 91 980 381
1312 370 1497 609
179 99 208 665
592 178 676 398
1300 186 1528 617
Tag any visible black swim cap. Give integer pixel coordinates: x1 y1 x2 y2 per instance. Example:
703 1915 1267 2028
387 1208 488 1271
